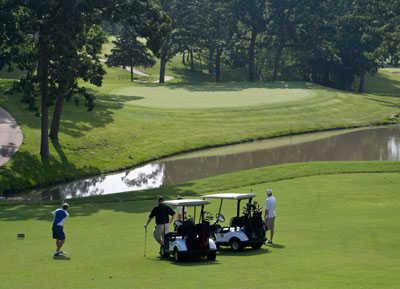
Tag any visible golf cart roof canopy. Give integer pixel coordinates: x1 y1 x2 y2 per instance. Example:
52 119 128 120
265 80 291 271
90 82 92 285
202 193 256 200
162 199 210 207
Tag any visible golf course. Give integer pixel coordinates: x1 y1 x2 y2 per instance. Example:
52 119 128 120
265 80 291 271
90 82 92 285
1 62 400 288
1 64 400 192
1 2 400 287
1 162 400 289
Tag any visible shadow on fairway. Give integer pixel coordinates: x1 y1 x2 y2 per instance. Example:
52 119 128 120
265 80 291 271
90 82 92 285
268 243 285 249
53 255 71 261
168 259 220 266
217 247 270 256
0 181 200 221
167 80 311 93
364 72 400 97
0 80 141 138
0 151 101 203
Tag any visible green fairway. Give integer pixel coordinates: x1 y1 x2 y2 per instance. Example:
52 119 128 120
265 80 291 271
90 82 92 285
1 162 400 289
111 82 316 109
0 67 399 193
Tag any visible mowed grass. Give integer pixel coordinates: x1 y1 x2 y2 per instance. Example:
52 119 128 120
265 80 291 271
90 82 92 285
0 67 400 193
1 164 400 289
111 81 315 108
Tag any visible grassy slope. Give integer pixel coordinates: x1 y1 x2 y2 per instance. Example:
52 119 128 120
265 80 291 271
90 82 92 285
1 161 400 289
0 63 399 192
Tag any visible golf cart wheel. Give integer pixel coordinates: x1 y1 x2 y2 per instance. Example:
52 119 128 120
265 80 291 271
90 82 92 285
207 251 216 261
230 238 243 251
251 242 264 250
160 245 169 258
173 248 183 262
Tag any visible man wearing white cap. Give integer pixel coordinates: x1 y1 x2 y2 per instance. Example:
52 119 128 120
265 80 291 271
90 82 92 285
264 189 276 244
51 203 70 256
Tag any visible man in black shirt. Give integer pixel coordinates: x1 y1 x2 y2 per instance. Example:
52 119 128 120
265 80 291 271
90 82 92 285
144 196 175 245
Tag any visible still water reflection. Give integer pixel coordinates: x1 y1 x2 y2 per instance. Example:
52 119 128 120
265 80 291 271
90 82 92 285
21 126 400 200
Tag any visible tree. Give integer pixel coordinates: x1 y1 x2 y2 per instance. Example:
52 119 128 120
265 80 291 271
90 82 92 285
49 24 106 140
107 27 155 82
4 0 117 157
233 0 267 81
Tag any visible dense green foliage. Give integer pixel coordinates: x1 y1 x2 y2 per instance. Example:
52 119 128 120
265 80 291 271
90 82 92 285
1 0 399 158
155 0 400 89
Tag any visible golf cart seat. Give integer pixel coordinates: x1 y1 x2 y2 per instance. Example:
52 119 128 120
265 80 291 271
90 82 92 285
184 221 210 250
181 220 196 238
230 216 245 228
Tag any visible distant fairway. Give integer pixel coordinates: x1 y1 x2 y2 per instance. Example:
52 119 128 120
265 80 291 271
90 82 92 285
112 82 316 108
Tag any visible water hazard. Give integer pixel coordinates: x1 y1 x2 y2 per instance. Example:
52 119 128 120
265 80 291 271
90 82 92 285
19 126 400 200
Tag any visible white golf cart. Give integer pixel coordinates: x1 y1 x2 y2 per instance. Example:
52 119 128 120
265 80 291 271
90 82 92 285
160 199 218 262
202 193 266 251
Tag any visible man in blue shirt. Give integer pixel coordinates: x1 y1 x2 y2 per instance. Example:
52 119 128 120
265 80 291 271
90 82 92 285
51 203 70 256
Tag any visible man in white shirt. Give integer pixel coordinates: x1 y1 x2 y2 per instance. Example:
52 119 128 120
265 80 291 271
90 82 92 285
264 189 276 244
51 203 70 256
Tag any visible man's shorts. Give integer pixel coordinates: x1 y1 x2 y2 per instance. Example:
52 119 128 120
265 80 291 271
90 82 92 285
266 217 275 231
52 225 66 240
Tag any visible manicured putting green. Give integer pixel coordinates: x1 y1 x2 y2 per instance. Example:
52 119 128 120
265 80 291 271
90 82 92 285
111 82 316 108
1 172 399 289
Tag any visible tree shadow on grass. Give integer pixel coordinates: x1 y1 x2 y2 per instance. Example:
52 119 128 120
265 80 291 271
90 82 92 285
365 97 400 110
0 150 101 198
0 180 202 221
48 93 143 138
165 80 312 93
0 78 143 138
364 72 400 97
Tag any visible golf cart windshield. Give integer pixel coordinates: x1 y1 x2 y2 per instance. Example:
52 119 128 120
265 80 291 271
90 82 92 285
202 193 256 200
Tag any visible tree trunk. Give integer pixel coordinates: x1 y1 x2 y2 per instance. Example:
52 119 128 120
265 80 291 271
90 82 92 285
182 50 186 65
215 47 221 82
38 31 50 159
49 92 65 141
208 48 214 74
358 69 366 93
248 27 257 82
272 46 282 81
189 47 194 71
130 62 134 82
159 56 167 84
159 40 169 84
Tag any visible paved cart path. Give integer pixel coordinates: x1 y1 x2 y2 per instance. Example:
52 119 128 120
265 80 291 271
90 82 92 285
0 107 23 166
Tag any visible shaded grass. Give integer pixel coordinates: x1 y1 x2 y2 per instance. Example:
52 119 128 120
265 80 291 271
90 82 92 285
1 66 400 193
364 69 400 97
1 163 400 289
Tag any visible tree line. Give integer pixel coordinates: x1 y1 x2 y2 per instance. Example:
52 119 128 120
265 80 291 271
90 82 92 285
1 0 399 159
143 0 399 89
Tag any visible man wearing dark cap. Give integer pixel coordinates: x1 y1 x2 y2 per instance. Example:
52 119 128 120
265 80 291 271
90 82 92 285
51 203 70 256
144 196 175 245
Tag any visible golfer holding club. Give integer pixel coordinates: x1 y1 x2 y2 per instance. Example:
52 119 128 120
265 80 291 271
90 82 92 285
264 189 276 244
51 203 70 256
144 196 175 246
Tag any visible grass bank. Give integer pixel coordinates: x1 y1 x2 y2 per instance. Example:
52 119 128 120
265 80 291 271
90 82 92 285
0 65 399 193
1 161 400 289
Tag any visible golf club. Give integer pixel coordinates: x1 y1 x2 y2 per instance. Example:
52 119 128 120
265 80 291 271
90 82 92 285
144 226 148 257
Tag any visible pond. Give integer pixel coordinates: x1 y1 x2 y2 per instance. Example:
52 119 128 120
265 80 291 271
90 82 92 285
16 125 400 200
